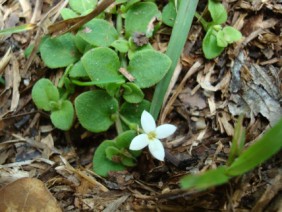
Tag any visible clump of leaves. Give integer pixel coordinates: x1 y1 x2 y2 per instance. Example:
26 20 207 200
32 79 74 130
162 0 242 59
199 0 242 59
31 0 173 176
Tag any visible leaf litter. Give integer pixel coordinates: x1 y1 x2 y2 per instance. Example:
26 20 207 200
0 0 281 211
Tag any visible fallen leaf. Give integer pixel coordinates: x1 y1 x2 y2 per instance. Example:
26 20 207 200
0 178 62 212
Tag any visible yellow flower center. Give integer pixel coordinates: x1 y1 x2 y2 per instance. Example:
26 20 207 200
147 131 156 141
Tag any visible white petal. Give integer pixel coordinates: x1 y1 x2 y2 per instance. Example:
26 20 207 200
155 124 177 139
148 139 165 161
141 110 156 133
129 134 149 150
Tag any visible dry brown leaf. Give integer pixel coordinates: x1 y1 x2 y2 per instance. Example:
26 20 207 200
229 52 282 126
10 55 21 111
0 178 62 212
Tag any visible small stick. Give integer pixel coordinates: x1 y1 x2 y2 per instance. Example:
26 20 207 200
48 0 115 36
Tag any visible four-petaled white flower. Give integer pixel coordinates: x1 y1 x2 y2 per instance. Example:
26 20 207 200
129 110 177 161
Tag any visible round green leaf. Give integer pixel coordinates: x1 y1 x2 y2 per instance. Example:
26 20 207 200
216 30 228 47
208 0 227 25
75 90 118 132
222 26 242 43
69 0 97 14
120 100 151 127
122 82 144 103
69 60 89 78
73 34 90 53
203 28 224 59
93 140 126 177
60 8 78 20
162 1 177 27
105 146 122 162
81 47 124 84
125 2 161 37
78 19 118 47
40 34 81 68
111 39 129 53
116 130 137 149
32 79 59 111
50 100 74 130
127 50 171 88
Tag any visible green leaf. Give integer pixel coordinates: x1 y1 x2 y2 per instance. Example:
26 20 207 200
125 2 161 37
121 156 136 167
32 79 60 111
202 28 224 59
81 47 124 85
222 26 242 43
60 8 78 20
73 34 90 53
105 82 122 97
227 115 245 165
128 43 153 60
93 140 126 177
208 0 227 25
116 130 141 157
216 29 228 47
120 100 151 127
40 34 80 68
111 39 129 53
128 50 171 88
69 0 97 14
162 1 177 27
50 100 74 130
75 90 118 132
122 83 144 103
116 130 137 149
0 23 35 36
78 19 118 47
105 146 122 161
226 118 282 176
69 60 89 78
180 166 230 190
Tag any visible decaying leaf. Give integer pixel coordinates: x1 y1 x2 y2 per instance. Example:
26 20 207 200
228 52 282 126
0 178 62 212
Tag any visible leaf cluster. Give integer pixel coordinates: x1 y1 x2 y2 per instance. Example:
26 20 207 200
31 0 173 176
161 0 242 59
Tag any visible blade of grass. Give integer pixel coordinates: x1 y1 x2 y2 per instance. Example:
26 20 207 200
227 115 245 165
0 24 36 36
150 0 199 119
180 166 230 190
226 117 282 176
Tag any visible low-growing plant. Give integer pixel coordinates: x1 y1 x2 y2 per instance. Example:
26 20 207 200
1 0 281 193
198 0 242 59
31 0 175 176
162 0 242 59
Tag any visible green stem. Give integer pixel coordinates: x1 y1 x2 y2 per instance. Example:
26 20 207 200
194 12 209 31
60 91 70 100
115 114 124 135
150 0 199 119
119 115 140 132
70 80 98 86
116 11 123 36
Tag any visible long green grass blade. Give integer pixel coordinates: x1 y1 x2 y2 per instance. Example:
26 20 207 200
150 0 199 119
0 24 35 36
226 118 282 176
180 166 230 190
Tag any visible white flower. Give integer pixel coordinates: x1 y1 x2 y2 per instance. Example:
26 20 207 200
129 110 177 161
